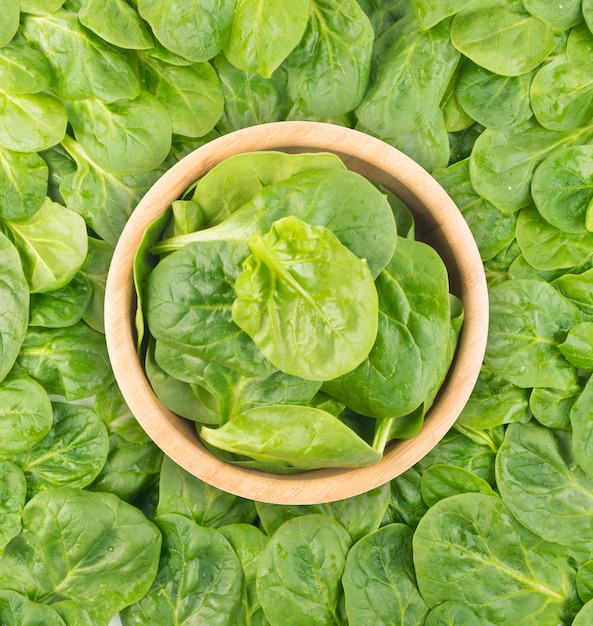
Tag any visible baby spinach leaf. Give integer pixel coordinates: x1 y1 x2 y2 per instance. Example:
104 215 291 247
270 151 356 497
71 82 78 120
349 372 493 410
78 0 154 50
0 372 53 455
457 365 531 429
121 513 242 625
60 135 164 247
496 422 593 559
28 273 92 329
0 91 68 153
559 322 593 370
469 120 593 213
1 197 88 293
20 0 66 14
255 483 390 541
0 35 51 96
577 561 593 603
0 591 66 626
485 278 582 389
283 0 374 118
200 404 382 469
0 150 44 224
0 487 161 624
16 401 109 497
342 524 428 625
530 383 582 431
232 215 378 380
256 514 351 625
414 492 573 624
16 321 114 400
79 237 113 334
570 375 593 479
0 461 26 554
156 167 397 280
411 0 474 29
451 1 555 76
531 145 593 234
456 62 533 130
157 455 257 527
218 524 268 626
67 91 172 176
552 267 593 319
382 466 428 529
420 464 495 507
186 150 345 227
516 205 593 271
434 156 517 258
137 0 235 62
322 235 451 418
574 600 593 626
21 11 140 102
0 0 20 47
213 53 288 133
147 239 275 377
224 0 310 78
357 15 459 137
139 53 224 138
0 231 29 383
524 0 582 30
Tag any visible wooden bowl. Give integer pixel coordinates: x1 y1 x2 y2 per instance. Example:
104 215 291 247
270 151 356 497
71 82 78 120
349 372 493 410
104 121 488 505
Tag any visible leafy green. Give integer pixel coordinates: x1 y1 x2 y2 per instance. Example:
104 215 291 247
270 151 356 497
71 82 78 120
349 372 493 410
0 148 48 221
0 590 66 626
0 462 26 554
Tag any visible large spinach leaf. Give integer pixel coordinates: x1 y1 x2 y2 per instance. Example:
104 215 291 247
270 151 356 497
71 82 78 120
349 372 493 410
0 148 48 221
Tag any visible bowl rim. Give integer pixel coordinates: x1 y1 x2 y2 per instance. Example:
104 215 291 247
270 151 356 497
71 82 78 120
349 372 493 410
104 120 489 505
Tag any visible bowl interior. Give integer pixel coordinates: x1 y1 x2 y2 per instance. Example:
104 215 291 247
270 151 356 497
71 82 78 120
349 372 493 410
104 121 489 505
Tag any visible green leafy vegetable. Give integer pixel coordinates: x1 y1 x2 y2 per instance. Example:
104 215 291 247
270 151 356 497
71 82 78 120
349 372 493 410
0 462 26 554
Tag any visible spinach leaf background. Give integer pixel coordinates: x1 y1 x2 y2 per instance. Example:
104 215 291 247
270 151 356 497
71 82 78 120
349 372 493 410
3 1 593 623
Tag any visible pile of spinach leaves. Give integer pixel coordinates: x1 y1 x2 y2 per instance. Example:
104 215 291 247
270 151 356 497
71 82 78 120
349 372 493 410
1 0 593 623
139 150 458 471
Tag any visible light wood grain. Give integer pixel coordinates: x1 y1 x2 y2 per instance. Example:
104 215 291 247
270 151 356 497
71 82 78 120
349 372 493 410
104 121 489 505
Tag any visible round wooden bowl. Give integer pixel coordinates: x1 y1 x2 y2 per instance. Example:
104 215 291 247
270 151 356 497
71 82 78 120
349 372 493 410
105 121 488 505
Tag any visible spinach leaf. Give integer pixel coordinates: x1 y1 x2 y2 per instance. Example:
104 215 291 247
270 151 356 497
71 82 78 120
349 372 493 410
20 0 65 12
0 231 29 383
451 1 555 76
0 34 51 94
577 561 593 603
0 487 161 624
186 150 345 227
15 401 109 497
0 461 26 553
255 483 390 541
552 267 593 319
1 197 88 293
16 322 114 400
67 91 172 176
357 15 460 138
530 383 582 431
0 372 53 455
256 514 351 625
29 274 92 329
121 513 242 625
570 375 593 479
201 404 382 469
283 0 374 118
232 216 378 380
137 0 235 62
0 591 66 626
342 524 428 624
524 0 582 30
213 53 288 133
322 235 451 419
139 53 224 138
79 237 114 333
469 120 593 213
0 91 68 153
559 322 593 370
0 0 20 47
420 464 495 507
156 167 397 280
382 466 428 529
146 239 275 377
218 524 269 626
21 11 141 102
485 278 582 389
574 600 593 626
531 145 593 234
224 0 310 78
0 147 48 220
411 0 474 29
496 422 593 559
414 492 573 624
78 0 154 50
516 205 593 271
456 62 533 130
157 455 257 527
425 601 481 625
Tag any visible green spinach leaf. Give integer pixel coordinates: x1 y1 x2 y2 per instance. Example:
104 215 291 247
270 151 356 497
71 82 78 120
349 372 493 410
0 147 48 221
0 591 66 626
0 462 26 554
